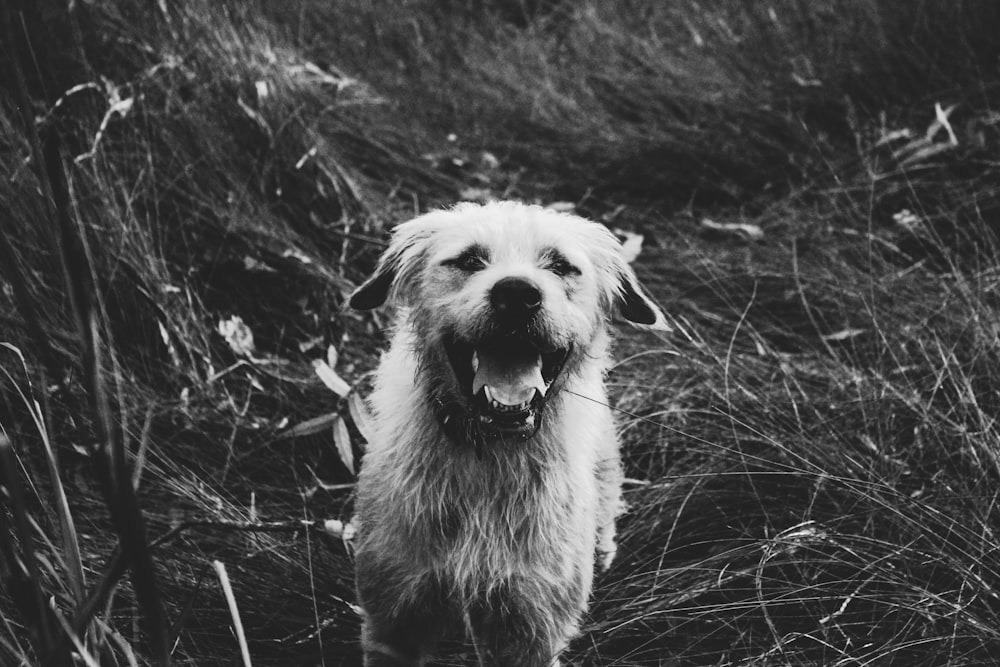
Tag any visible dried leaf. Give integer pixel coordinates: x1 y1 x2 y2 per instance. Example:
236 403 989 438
892 209 922 232
614 229 644 263
217 316 255 357
276 412 340 439
897 141 956 168
700 218 765 241
333 416 355 473
348 392 375 444
460 187 493 202
892 102 960 167
281 248 313 265
875 127 915 147
313 359 351 397
821 328 867 342
929 102 958 145
321 519 356 540
298 336 323 353
546 201 575 213
480 151 500 170
242 256 276 273
109 97 134 116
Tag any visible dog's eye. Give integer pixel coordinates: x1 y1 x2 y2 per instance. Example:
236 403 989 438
544 252 581 277
444 247 488 273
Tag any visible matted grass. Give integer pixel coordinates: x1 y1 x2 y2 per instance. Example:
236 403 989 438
2 0 1000 664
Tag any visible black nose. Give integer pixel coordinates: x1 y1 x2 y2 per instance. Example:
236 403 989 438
491 277 542 319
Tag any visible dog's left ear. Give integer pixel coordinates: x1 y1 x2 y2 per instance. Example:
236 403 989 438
348 261 395 310
581 218 671 331
614 263 672 331
349 216 434 310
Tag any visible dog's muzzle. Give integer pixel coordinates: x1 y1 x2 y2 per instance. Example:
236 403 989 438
439 277 570 442
443 336 570 441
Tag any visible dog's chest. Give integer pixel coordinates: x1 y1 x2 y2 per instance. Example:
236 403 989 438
418 453 594 589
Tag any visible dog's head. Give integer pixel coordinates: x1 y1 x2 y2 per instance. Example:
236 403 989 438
350 202 669 444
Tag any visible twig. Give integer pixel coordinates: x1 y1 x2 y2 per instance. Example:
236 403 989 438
159 517 355 541
213 561 253 667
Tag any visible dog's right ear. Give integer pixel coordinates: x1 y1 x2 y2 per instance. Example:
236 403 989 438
348 216 435 310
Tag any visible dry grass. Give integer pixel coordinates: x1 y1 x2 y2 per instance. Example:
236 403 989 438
2 0 1000 664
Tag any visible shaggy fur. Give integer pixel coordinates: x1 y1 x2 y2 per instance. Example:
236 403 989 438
349 201 668 666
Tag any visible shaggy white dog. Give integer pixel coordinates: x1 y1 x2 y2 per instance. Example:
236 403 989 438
349 201 668 666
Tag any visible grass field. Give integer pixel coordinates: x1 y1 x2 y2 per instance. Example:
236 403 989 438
2 0 1000 664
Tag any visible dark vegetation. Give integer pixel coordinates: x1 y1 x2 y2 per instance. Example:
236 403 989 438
2 0 1000 664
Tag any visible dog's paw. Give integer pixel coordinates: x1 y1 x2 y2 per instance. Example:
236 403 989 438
597 542 617 572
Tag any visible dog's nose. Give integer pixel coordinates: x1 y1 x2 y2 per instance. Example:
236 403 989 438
491 277 542 318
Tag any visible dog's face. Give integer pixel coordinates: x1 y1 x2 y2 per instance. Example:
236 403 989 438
350 202 668 443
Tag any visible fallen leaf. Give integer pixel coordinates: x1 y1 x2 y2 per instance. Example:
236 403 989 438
875 127 915 147
243 256 276 273
897 141 956 168
700 218 765 241
614 229 644 263
821 328 867 342
313 359 351 397
546 201 575 213
281 248 313 265
333 416 355 473
460 187 493 202
480 151 500 169
276 412 340 439
217 316 255 357
298 336 324 353
348 392 375 444
109 97 135 116
320 519 356 540
892 209 922 232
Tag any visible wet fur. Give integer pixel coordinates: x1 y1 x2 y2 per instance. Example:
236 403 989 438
349 202 668 666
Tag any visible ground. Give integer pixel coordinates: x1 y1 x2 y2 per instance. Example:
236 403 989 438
3 1 1000 665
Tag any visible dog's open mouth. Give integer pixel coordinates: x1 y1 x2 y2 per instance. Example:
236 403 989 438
444 336 570 439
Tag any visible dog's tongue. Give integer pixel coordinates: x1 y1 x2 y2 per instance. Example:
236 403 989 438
472 350 545 405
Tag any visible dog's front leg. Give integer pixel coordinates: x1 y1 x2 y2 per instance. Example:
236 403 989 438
360 603 440 667
595 450 626 571
357 561 442 666
467 585 582 667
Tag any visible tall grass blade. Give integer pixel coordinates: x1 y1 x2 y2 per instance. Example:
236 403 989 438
213 560 254 667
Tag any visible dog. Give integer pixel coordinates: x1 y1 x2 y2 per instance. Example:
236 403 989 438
348 201 668 666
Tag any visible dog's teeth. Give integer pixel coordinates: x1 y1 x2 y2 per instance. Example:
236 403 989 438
472 351 479 373
483 386 532 412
